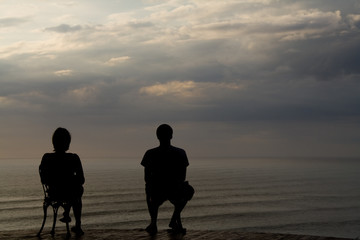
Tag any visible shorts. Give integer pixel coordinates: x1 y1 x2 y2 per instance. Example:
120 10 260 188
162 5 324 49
146 181 194 205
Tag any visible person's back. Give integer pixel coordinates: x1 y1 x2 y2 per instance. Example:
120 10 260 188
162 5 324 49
39 127 84 235
142 145 188 190
40 152 84 200
141 124 193 235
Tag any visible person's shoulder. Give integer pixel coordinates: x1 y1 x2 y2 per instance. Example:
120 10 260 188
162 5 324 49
170 146 189 165
170 146 186 154
66 153 81 160
141 147 160 166
42 152 54 160
43 152 54 157
145 147 161 155
40 153 56 168
66 152 79 157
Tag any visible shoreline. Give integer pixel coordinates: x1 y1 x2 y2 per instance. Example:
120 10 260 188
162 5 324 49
0 229 353 240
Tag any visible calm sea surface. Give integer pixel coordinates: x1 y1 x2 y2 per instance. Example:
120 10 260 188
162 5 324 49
0 157 360 238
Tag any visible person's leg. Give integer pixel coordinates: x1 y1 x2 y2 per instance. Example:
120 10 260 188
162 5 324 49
57 189 72 223
145 194 160 234
72 198 82 227
71 188 84 235
60 204 72 223
71 198 84 235
169 199 187 233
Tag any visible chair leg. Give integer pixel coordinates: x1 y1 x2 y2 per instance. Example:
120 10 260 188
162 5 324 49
66 222 71 239
51 206 59 236
64 204 71 238
37 203 48 237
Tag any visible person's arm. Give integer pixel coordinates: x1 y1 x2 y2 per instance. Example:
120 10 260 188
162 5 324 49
179 166 186 182
141 151 152 184
178 149 189 182
144 167 152 184
74 154 85 185
39 154 50 184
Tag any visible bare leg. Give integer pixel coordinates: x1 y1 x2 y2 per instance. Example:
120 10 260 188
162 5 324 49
73 198 82 227
145 195 159 235
169 200 187 233
71 198 84 235
60 204 71 223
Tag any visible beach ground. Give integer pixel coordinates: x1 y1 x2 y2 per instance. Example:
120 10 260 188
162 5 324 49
0 229 352 240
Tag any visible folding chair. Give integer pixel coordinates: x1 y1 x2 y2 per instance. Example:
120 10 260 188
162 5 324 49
37 183 71 238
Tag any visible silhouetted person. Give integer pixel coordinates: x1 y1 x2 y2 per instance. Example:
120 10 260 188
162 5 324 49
141 124 194 235
39 127 85 236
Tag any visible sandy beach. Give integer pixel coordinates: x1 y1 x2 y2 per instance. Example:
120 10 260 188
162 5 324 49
0 229 352 240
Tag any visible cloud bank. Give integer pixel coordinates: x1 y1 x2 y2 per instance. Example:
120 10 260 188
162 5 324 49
1 0 360 158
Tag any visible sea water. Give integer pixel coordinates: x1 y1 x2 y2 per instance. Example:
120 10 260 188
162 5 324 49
0 157 360 238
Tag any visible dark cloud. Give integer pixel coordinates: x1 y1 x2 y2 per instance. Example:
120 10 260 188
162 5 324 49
45 24 83 33
0 17 29 27
271 32 360 81
127 21 154 29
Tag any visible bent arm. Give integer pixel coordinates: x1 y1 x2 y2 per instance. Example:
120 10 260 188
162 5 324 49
180 166 187 182
179 149 189 182
74 154 85 185
144 167 152 184
39 154 51 184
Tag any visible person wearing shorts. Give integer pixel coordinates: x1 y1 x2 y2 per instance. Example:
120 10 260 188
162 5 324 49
141 124 193 235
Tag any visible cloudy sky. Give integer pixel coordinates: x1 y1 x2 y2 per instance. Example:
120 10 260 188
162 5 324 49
1 0 360 159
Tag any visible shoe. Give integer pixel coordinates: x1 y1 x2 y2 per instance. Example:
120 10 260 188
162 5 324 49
145 224 158 235
71 226 84 236
168 227 186 235
169 220 177 229
168 221 186 235
59 215 71 223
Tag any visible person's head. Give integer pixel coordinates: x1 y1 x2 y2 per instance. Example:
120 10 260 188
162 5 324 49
156 124 173 143
52 127 71 152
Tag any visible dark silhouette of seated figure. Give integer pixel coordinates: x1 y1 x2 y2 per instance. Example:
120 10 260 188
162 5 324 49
39 127 85 236
141 124 194 235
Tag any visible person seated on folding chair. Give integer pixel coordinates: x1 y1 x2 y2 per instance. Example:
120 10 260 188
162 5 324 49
141 124 194 235
39 127 85 236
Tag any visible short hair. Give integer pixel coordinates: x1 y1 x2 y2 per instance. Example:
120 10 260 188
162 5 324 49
156 124 173 140
52 127 71 152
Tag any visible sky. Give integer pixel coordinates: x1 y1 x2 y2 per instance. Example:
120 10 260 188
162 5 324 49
1 0 360 159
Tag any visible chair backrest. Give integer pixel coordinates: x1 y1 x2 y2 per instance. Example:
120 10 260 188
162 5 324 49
39 168 52 201
41 183 53 202
39 167 69 205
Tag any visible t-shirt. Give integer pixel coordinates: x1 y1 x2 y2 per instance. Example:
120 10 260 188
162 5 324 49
141 145 189 188
39 152 85 199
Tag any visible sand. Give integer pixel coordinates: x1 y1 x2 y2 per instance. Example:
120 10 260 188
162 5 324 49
0 229 352 240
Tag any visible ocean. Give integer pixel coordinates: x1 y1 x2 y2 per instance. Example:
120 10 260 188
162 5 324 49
0 157 360 238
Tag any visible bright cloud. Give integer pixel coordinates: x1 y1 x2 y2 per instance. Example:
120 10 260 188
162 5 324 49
105 56 131 66
140 81 243 99
0 96 14 108
140 81 197 97
65 85 99 104
347 14 360 29
54 69 73 76
0 91 45 111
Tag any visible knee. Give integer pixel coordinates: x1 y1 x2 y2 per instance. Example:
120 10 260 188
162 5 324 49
172 198 187 208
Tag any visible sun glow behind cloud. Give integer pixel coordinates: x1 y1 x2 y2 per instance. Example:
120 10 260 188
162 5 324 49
105 56 131 66
140 81 243 99
54 69 73 76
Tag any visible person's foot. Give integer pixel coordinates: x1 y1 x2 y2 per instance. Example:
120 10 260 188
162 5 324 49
145 223 158 235
71 226 84 236
169 219 177 229
168 220 186 235
59 215 71 223
167 227 187 235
